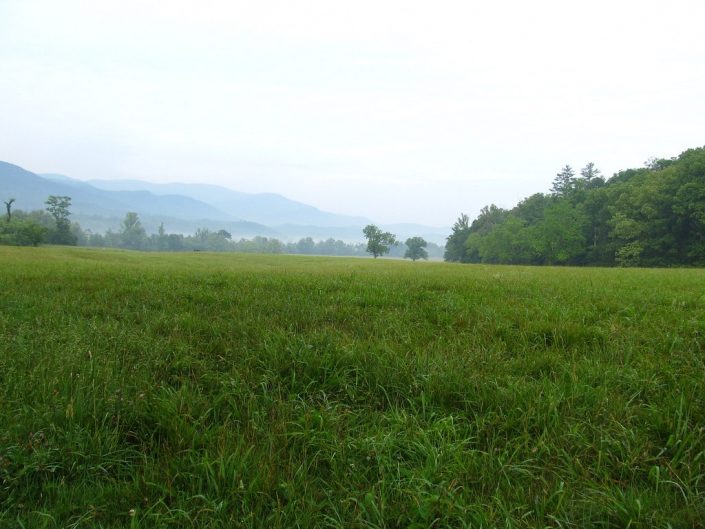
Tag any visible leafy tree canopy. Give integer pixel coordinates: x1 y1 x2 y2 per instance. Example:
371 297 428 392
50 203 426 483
43 195 77 245
447 146 705 267
404 237 428 261
363 224 397 258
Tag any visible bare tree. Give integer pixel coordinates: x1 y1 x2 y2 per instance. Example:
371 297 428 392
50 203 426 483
4 198 15 222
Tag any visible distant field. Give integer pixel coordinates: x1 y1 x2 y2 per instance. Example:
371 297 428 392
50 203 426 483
1 247 704 528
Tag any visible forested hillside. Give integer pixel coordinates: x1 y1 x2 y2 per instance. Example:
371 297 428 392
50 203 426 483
445 147 705 267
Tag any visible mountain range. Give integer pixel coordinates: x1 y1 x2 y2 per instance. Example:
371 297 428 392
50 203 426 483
0 161 449 243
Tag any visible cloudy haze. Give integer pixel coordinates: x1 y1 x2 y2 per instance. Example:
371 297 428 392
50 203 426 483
1 0 704 226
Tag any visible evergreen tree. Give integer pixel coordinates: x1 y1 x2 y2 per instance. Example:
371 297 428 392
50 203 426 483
551 165 576 196
580 162 601 182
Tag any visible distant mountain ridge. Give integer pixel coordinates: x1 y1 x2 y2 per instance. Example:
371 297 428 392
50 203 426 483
1 161 449 243
1 163 230 221
1 162 271 236
84 178 372 227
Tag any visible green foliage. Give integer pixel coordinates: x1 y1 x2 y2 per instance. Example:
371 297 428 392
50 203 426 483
362 224 397 258
615 241 644 267
444 213 472 262
45 195 78 245
83 225 374 256
0 218 46 246
2 247 705 527
191 227 235 252
0 200 48 246
288 237 365 256
468 216 534 264
119 212 147 250
580 162 604 187
403 236 428 261
535 200 588 264
551 164 576 196
449 147 705 267
231 235 283 254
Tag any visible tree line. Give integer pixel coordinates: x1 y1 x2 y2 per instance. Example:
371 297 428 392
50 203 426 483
0 198 443 259
445 147 705 267
0 195 79 246
361 224 432 261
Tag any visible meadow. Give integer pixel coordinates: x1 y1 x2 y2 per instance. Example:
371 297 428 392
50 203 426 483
1 246 704 528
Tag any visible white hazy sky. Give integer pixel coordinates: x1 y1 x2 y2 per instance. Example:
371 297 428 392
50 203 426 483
1 0 704 226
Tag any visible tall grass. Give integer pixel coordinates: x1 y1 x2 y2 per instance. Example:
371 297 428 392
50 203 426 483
1 246 704 527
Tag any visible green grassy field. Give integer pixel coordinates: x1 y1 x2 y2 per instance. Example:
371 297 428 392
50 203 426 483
1 246 704 528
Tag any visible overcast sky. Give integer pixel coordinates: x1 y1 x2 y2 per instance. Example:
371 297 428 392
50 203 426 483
1 0 704 226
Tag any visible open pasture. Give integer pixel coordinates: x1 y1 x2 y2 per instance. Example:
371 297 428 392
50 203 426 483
1 247 704 528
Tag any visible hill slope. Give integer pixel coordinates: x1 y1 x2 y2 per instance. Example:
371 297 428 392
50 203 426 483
1 162 233 221
0 163 271 236
86 178 372 227
2 161 449 242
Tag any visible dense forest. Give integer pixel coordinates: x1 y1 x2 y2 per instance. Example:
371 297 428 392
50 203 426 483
445 147 705 267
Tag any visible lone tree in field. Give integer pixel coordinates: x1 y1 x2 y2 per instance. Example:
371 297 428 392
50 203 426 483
404 236 428 261
363 224 397 258
4 198 15 222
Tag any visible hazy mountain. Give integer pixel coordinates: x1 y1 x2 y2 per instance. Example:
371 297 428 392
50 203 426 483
2 161 448 243
87 179 372 227
84 179 449 243
40 173 84 185
270 224 449 244
381 224 451 245
0 163 232 221
1 162 273 236
270 224 368 243
70 212 278 239
1 162 124 214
